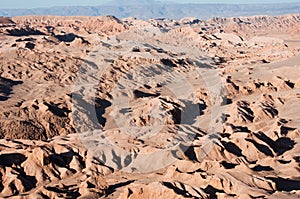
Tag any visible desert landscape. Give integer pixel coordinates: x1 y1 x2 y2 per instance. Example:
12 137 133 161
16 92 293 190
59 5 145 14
0 12 299 198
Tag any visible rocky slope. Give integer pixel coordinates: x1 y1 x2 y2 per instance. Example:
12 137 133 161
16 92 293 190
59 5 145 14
0 14 299 198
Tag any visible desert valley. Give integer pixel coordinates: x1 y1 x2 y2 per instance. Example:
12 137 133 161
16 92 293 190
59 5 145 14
0 13 299 198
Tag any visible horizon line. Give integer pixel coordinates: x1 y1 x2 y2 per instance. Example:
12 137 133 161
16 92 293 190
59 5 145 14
0 1 299 10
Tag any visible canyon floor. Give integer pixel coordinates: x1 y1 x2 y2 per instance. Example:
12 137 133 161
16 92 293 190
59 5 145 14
0 14 299 198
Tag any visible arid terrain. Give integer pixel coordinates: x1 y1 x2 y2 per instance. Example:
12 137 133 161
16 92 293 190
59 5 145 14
0 14 299 198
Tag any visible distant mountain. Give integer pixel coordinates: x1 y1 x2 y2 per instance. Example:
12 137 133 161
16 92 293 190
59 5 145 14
105 0 159 6
0 2 299 19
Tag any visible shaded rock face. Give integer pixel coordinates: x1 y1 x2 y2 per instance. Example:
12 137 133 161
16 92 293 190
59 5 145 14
0 17 15 27
55 33 77 42
0 77 23 101
7 27 45 36
25 42 35 49
0 14 299 198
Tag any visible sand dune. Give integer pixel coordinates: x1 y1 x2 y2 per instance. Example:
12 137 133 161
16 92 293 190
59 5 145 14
0 14 299 198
